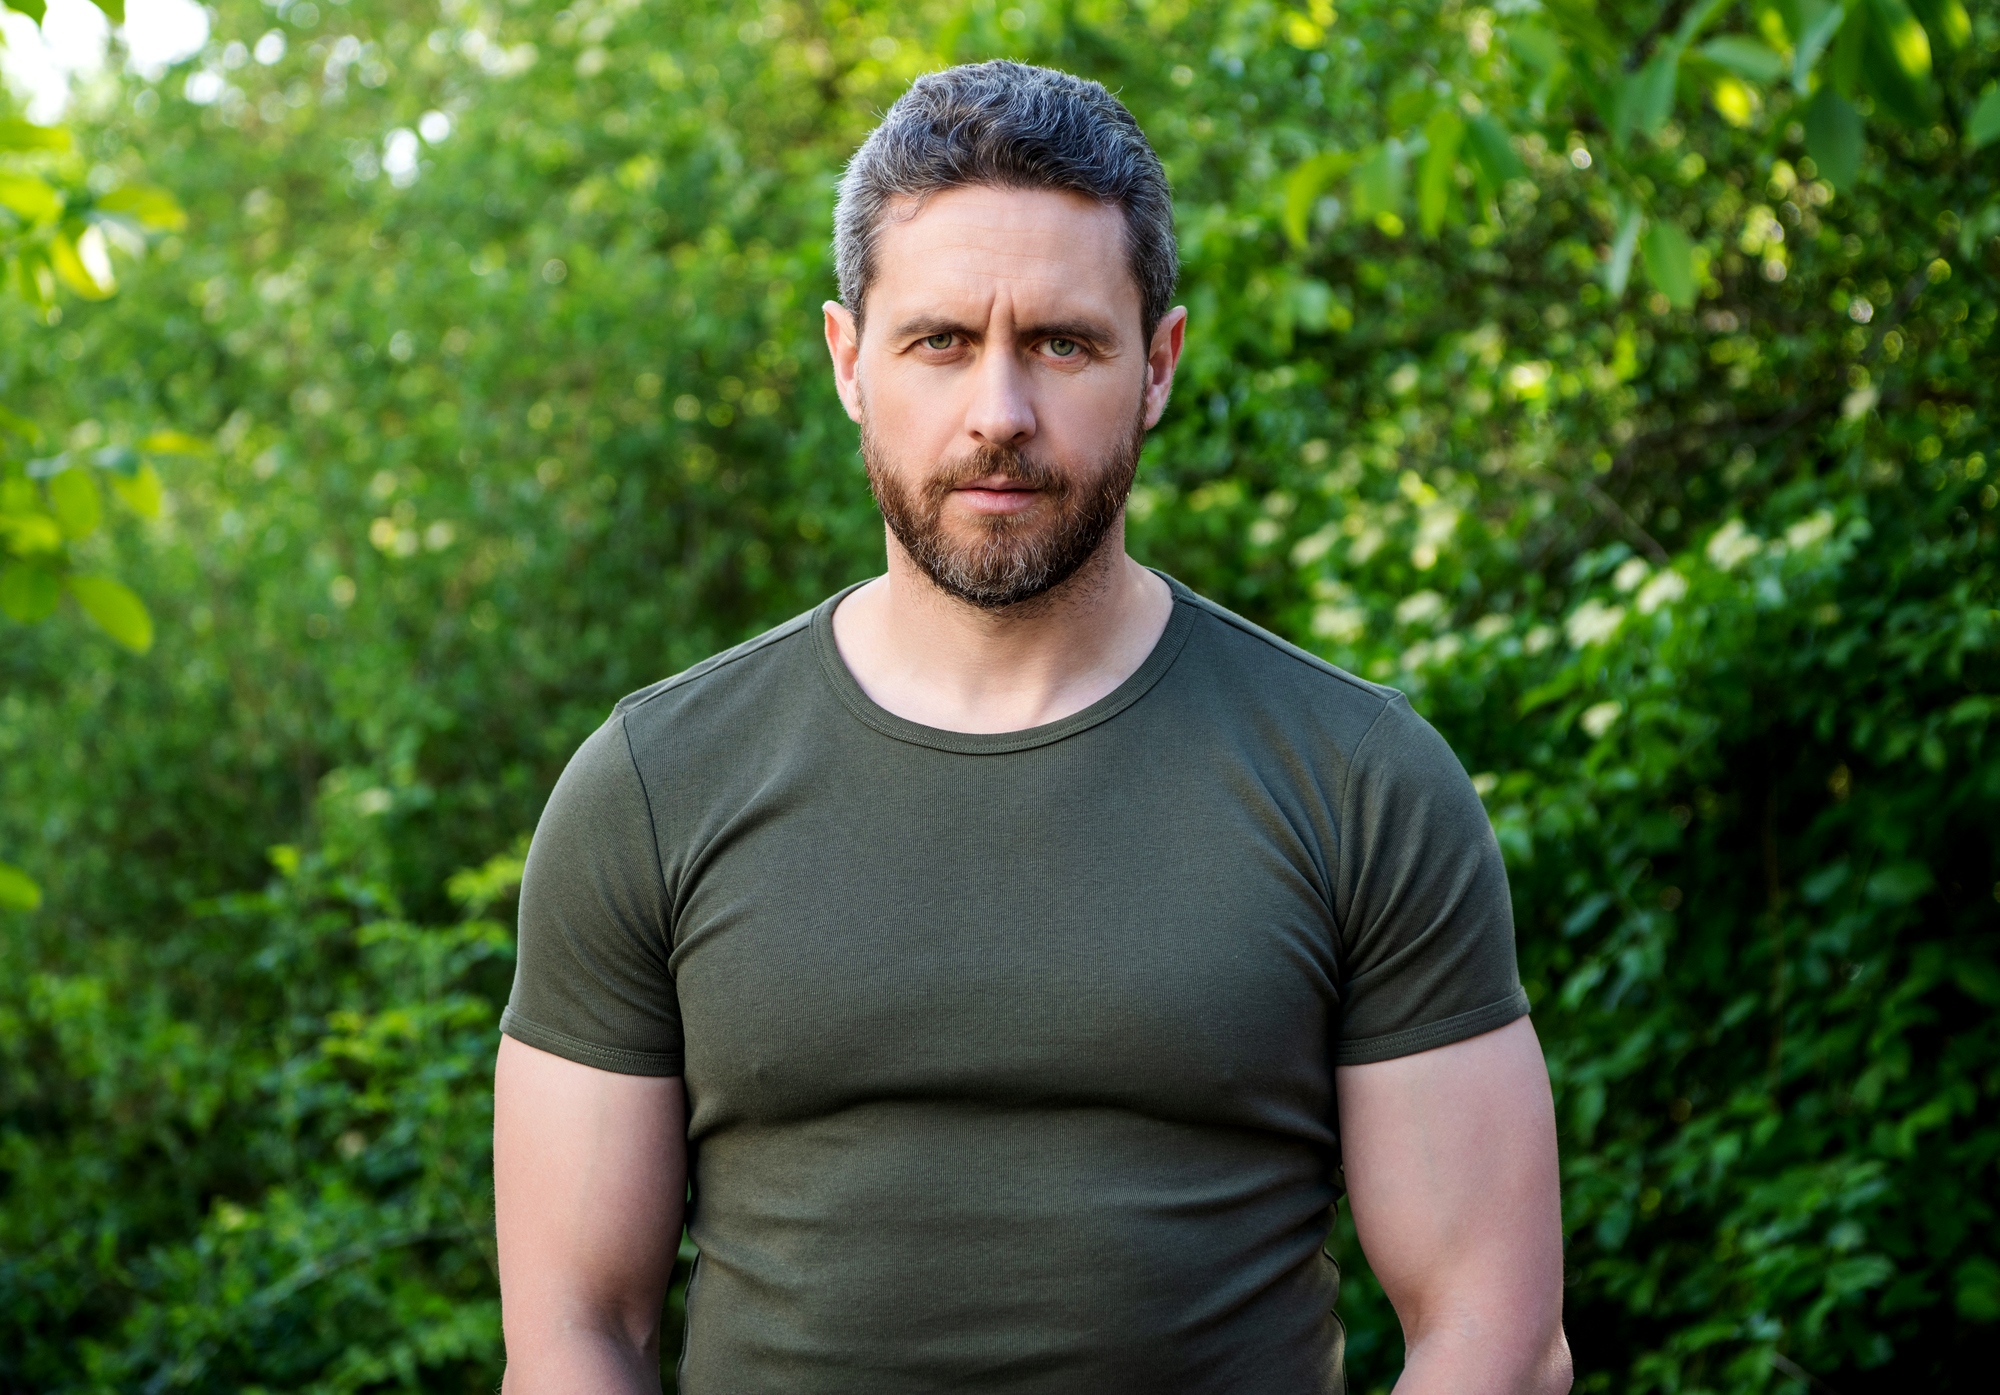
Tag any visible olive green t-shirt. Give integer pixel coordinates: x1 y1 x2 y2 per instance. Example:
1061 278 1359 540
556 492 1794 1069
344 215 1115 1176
501 574 1527 1394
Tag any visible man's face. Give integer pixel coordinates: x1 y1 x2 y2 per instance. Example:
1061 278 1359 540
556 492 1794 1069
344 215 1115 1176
825 185 1184 609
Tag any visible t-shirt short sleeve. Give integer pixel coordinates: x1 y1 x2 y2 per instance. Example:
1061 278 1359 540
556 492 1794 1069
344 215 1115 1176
500 713 684 1075
1331 693 1529 1065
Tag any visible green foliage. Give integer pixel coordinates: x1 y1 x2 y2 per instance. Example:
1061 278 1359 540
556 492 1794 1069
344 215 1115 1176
0 1 1994 1392
1 18 190 904
0 118 183 652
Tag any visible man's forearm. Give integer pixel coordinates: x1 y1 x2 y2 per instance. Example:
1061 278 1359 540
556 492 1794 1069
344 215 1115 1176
500 1326 662 1395
1395 1325 1573 1395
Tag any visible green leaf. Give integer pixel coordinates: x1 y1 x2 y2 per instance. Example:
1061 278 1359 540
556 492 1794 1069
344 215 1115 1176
0 171 62 223
1952 958 2000 1006
1506 22 1565 73
1800 860 1851 904
1605 202 1643 297
1865 860 1933 906
1956 1257 2000 1323
1417 107 1464 237
0 118 69 152
0 403 42 444
1792 0 1847 91
1908 0 1970 53
1518 669 1581 716
1537 0 1621 64
66 573 153 652
447 848 529 913
1464 116 1524 200
2 1 48 25
95 184 186 232
1671 0 1733 48
0 562 60 622
109 463 163 518
47 467 101 539
1641 220 1697 308
0 507 63 554
138 429 209 456
1966 86 2000 152
48 232 113 300
1281 150 1354 249
1805 87 1865 189
13 248 53 309
1872 0 1933 78
1699 36 1786 83
1858 0 1936 125
1386 83 1433 134
0 860 41 912
1614 52 1679 150
92 0 124 24
1347 140 1407 222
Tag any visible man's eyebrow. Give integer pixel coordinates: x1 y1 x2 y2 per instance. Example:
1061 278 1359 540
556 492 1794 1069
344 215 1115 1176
1017 318 1122 346
886 315 981 341
883 315 1126 345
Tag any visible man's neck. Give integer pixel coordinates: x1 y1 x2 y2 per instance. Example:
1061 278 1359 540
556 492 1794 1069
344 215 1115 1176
829 527 1175 735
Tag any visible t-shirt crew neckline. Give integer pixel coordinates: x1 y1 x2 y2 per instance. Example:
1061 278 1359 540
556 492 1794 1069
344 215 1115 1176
810 571 1201 756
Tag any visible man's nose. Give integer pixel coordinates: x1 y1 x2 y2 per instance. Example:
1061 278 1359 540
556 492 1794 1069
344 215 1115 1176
963 344 1037 449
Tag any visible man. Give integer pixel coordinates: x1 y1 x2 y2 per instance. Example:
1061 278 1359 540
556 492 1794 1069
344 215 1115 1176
494 60 1571 1395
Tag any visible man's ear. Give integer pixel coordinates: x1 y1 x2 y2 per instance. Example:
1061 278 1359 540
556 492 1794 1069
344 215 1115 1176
823 301 864 425
1142 305 1188 430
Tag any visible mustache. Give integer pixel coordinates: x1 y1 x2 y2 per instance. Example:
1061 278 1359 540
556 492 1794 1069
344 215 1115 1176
920 445 1071 504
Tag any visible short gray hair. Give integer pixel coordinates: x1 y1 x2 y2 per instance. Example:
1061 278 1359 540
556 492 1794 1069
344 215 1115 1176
834 60 1178 339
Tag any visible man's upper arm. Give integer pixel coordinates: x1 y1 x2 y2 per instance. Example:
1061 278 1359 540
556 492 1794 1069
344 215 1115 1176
502 713 685 1076
1331 694 1528 1066
496 710 691 1390
1324 697 1563 1388
495 1036 687 1393
1336 1018 1570 1395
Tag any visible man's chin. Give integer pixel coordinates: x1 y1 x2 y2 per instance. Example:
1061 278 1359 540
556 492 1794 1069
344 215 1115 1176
938 495 1050 529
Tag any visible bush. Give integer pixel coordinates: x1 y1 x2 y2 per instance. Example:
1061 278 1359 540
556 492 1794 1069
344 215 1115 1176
0 1 1993 1390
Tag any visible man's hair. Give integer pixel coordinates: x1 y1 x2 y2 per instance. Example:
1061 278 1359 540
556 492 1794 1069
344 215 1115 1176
833 60 1178 339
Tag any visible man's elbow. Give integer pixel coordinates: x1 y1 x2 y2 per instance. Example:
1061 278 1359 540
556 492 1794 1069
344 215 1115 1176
1531 1325 1574 1395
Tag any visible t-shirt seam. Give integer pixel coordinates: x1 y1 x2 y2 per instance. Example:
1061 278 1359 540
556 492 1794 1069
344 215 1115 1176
1331 693 1406 982
617 610 816 715
1173 587 1400 705
616 712 678 965
812 592 1199 756
1333 987 1531 1064
499 1006 684 1070
1342 692 1410 809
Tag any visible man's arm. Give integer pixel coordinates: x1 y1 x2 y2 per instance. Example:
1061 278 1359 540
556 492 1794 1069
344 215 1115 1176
495 1035 688 1394
1336 1016 1572 1395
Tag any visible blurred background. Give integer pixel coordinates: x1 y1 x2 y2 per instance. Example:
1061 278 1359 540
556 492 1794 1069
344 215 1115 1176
1 0 1995 1390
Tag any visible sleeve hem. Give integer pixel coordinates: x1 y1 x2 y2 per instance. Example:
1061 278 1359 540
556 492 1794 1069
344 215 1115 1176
1333 988 1531 1066
499 1007 684 1077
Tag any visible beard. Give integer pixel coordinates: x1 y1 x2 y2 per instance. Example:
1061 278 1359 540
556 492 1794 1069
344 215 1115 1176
862 409 1145 612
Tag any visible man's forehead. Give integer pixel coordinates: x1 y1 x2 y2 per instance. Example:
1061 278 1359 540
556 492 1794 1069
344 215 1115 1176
868 185 1139 328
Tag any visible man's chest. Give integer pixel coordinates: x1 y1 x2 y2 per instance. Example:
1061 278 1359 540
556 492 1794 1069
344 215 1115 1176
660 743 1345 1138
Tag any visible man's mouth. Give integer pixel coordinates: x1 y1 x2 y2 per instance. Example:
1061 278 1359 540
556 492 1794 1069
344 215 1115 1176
951 475 1044 513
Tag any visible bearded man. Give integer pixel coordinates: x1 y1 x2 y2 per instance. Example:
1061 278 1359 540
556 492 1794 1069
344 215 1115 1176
494 60 1572 1395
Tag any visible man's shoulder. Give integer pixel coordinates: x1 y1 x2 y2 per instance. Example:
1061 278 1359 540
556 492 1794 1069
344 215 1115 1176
1167 578 1402 719
614 606 817 716
603 600 839 769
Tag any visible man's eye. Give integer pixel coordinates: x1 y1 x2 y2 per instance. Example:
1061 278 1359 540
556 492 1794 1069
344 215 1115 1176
1047 338 1078 357
924 333 955 351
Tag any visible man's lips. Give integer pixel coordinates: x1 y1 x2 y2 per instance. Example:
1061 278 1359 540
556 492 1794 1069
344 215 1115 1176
951 476 1043 513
